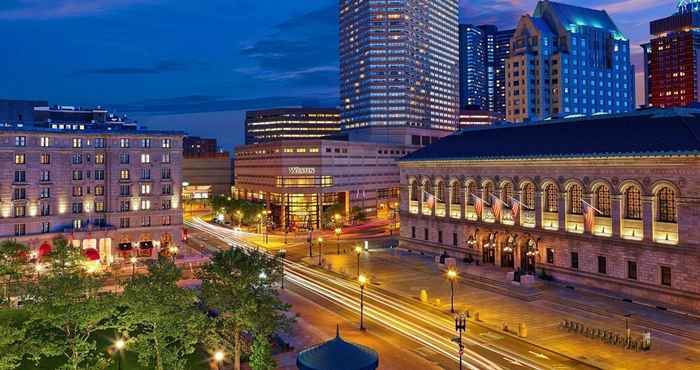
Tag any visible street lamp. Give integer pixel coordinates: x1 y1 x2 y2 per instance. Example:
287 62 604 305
114 339 125 370
236 210 242 227
447 268 457 313
213 350 224 370
389 201 399 236
168 246 178 263
130 256 137 278
358 274 367 330
334 227 342 254
278 249 286 289
317 237 324 266
354 245 362 278
35 263 43 280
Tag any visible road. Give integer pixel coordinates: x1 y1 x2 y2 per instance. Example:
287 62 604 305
187 218 598 370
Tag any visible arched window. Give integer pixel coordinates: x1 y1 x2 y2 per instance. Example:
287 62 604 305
568 184 582 214
466 182 476 205
595 185 611 217
522 183 535 209
422 181 431 202
657 187 677 223
436 181 445 203
501 183 513 207
544 184 558 212
450 182 460 205
625 186 641 220
484 182 494 203
410 181 419 201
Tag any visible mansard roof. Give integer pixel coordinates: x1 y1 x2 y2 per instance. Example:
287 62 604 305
400 109 700 162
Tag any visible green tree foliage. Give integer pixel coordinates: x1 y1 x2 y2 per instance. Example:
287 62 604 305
249 336 276 370
197 249 291 370
322 203 345 229
23 271 116 370
351 206 367 223
48 236 88 275
0 240 29 305
210 195 265 226
119 258 207 370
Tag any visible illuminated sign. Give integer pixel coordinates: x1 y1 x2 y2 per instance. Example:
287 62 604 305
288 167 317 175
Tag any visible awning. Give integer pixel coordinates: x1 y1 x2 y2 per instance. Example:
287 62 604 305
38 242 52 258
139 241 154 249
118 243 133 251
297 330 379 370
84 248 100 261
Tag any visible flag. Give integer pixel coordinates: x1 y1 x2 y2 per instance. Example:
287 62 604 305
424 189 435 209
491 194 502 221
511 197 520 222
582 200 599 232
471 193 483 217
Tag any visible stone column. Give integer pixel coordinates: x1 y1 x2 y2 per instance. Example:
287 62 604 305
643 196 654 242
535 191 542 228
611 194 621 238
558 193 566 231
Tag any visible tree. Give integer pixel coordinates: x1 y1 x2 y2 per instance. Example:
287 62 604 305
48 236 88 275
197 249 291 370
23 271 116 370
0 240 29 305
351 206 367 224
249 336 276 370
119 257 207 370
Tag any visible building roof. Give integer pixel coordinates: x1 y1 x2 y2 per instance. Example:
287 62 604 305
297 330 379 370
0 122 185 137
400 109 700 162
535 1 620 34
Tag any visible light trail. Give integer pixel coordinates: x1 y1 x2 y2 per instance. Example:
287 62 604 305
187 218 554 370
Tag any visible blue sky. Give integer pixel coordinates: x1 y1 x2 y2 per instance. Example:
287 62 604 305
0 0 676 149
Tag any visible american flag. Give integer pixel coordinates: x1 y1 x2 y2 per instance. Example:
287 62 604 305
511 197 520 222
471 193 483 217
491 194 502 221
581 200 599 232
424 189 435 209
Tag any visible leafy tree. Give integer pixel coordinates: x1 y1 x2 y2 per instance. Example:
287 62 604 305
119 258 207 370
23 271 116 370
322 203 345 229
197 249 291 370
249 336 275 370
0 240 29 305
48 236 88 275
351 206 367 224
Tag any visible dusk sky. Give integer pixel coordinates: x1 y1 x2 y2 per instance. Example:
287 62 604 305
0 0 676 149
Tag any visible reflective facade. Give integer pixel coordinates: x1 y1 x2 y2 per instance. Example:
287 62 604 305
339 0 460 133
245 108 340 144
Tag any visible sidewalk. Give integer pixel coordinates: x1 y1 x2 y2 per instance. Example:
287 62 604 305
317 249 700 370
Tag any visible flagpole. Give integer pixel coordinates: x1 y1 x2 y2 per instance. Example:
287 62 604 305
581 199 602 215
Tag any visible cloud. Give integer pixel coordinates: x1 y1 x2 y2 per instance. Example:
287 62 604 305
0 0 156 20
595 0 663 14
110 94 338 115
459 0 527 28
72 59 205 76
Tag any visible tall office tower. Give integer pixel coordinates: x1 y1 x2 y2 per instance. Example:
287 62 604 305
339 0 460 142
459 25 486 109
644 0 700 108
244 108 341 144
506 1 635 122
640 43 652 107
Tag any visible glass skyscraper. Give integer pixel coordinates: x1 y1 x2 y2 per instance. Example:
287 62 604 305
340 0 460 134
506 1 635 122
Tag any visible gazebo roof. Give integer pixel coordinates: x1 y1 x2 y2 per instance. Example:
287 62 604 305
296 328 379 370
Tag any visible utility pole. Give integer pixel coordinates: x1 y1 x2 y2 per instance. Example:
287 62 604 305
455 315 467 370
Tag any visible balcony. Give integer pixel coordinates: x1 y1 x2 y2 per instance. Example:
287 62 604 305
482 207 495 223
566 214 584 234
409 200 419 214
592 216 612 237
521 210 536 228
465 205 478 221
621 218 643 241
501 209 514 226
542 211 559 231
435 202 446 217
654 221 679 245
450 204 461 219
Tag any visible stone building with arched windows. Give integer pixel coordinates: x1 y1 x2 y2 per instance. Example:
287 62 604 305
399 109 700 313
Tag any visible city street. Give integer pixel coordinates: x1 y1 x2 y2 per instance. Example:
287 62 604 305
187 218 598 370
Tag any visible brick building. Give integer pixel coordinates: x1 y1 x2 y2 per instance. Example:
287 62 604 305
399 109 700 313
0 122 184 266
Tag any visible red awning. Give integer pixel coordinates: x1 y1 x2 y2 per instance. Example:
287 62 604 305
38 242 52 258
84 248 100 261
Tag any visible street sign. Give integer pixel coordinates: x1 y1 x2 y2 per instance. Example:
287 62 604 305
459 349 464 356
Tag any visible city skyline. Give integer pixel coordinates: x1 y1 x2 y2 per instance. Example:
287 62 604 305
0 0 679 148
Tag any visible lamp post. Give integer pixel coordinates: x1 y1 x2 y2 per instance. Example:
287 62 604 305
130 256 137 279
317 237 324 266
278 249 286 289
334 227 342 255
168 246 178 264
455 315 467 370
35 263 42 280
447 268 457 313
354 245 362 278
358 274 367 330
114 339 125 370
236 210 242 228
389 201 399 236
213 350 224 370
